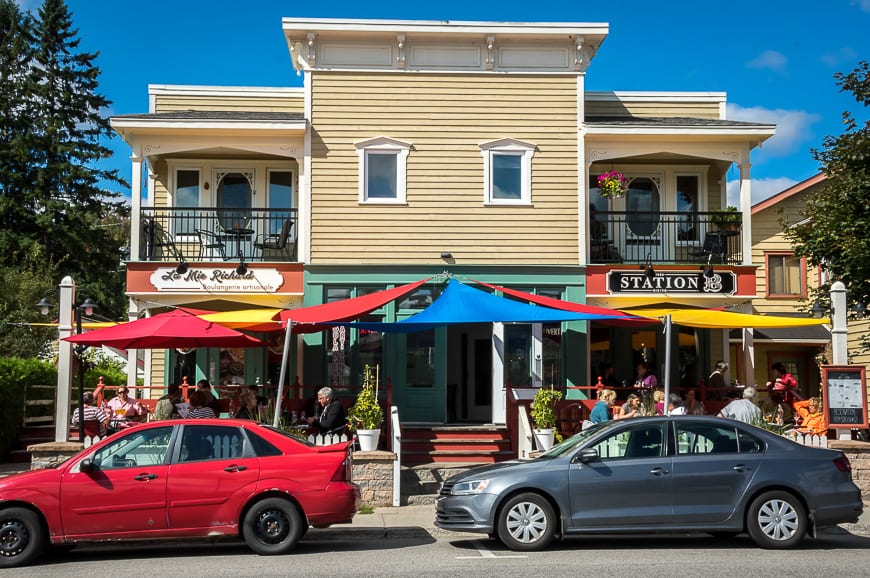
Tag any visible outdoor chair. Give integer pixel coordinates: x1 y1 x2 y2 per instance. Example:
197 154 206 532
691 232 727 263
254 218 295 260
196 229 227 260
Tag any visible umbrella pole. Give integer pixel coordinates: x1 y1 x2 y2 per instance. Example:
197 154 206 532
663 314 672 414
273 320 294 427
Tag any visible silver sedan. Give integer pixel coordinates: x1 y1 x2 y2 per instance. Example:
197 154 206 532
435 416 862 550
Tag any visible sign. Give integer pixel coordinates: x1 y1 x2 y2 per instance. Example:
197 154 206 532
607 270 736 295
822 365 869 428
150 267 284 293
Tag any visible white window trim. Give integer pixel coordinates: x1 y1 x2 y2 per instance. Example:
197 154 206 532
354 136 412 204
480 138 536 206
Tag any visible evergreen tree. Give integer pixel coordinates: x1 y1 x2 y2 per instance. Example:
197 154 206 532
0 0 130 357
784 61 870 311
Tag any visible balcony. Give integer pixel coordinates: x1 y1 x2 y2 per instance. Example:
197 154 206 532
590 210 743 265
138 207 298 263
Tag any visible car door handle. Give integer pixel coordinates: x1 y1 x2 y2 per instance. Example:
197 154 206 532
649 467 669 476
733 464 752 472
133 473 158 481
224 465 248 472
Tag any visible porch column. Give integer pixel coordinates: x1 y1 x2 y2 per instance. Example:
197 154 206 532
738 160 752 266
129 153 143 261
492 322 506 424
55 276 75 442
127 300 141 394
738 302 755 387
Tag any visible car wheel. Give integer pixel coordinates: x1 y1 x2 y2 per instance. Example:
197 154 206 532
0 507 45 568
746 491 806 549
496 493 556 551
242 497 304 555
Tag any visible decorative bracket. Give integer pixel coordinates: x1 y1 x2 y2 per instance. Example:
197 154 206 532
574 37 596 72
485 35 495 70
396 34 406 69
307 32 316 67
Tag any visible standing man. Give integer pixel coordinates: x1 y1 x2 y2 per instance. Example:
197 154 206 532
306 387 346 434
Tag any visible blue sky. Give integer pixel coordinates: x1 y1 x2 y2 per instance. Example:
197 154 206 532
18 0 870 205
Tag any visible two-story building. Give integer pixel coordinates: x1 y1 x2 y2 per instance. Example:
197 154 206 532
110 17 774 430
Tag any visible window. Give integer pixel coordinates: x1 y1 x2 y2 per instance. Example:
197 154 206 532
676 175 699 241
355 137 411 204
174 169 200 235
675 423 752 455
480 138 536 205
767 253 804 297
180 425 246 462
216 170 253 230
91 426 172 470
591 424 664 459
267 170 294 236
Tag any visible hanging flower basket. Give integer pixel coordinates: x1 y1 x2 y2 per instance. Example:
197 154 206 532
597 171 630 198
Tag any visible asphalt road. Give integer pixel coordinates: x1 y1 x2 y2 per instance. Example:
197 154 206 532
4 528 868 578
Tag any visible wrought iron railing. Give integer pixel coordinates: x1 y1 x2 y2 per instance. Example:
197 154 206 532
138 207 298 263
591 210 742 265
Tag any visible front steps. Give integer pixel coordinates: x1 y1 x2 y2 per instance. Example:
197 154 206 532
401 425 513 465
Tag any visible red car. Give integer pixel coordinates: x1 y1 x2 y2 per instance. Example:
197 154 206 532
0 419 360 567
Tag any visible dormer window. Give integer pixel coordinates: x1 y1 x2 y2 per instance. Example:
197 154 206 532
355 137 412 204
480 138 536 205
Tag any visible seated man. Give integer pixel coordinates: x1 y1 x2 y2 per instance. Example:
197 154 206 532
305 386 346 434
105 386 147 432
72 392 109 437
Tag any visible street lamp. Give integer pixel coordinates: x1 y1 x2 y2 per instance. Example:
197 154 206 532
37 290 97 442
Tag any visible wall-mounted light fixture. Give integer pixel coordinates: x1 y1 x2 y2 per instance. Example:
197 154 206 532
640 253 655 280
440 251 453 260
175 261 189 275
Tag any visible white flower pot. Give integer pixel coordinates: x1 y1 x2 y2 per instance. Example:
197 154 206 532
533 428 555 451
356 428 381 451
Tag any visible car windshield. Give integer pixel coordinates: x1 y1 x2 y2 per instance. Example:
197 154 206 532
536 422 612 458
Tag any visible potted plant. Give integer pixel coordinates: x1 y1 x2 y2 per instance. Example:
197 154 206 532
711 205 741 231
529 386 563 450
347 364 384 451
596 170 630 199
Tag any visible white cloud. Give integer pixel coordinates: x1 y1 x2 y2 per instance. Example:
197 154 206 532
746 50 788 74
820 47 858 68
852 0 870 12
727 176 799 206
727 103 821 157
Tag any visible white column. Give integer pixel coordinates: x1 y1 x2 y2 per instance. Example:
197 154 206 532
55 276 75 442
129 153 143 260
738 160 752 266
831 281 848 365
492 322 506 424
127 300 141 393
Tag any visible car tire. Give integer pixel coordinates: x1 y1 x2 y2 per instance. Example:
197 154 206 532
242 497 304 555
0 507 45 568
496 492 556 552
746 491 806 549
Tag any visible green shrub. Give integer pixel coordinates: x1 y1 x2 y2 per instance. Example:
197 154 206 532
0 358 56 458
347 365 384 431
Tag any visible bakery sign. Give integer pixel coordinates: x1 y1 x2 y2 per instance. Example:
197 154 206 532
607 270 736 295
150 267 284 293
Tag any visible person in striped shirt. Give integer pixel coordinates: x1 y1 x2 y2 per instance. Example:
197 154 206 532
186 390 216 419
72 392 109 436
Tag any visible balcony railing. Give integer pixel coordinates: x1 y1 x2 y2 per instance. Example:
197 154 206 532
591 210 742 265
138 207 298 263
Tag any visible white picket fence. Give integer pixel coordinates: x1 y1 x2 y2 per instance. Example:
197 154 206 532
784 431 828 448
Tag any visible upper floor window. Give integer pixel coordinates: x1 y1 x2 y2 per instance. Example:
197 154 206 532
480 138 536 205
174 169 200 235
216 170 254 230
676 175 699 241
355 137 411 204
767 253 804 297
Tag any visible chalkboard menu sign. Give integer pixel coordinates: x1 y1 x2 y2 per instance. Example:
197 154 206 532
822 365 868 429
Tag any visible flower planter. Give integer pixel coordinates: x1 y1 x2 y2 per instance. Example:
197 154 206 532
533 428 555 451
356 428 380 451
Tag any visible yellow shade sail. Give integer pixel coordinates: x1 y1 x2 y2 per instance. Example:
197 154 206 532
200 309 284 331
624 308 830 329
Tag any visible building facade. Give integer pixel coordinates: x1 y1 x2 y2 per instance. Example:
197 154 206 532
111 18 776 426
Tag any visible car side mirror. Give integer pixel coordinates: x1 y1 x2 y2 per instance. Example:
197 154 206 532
576 448 599 464
80 458 97 472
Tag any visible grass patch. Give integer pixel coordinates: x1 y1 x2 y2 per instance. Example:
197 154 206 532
357 504 375 515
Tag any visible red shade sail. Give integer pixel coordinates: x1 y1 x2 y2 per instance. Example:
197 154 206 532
468 279 655 326
279 278 431 326
64 308 266 349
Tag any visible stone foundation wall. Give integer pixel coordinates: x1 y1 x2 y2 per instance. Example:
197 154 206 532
28 442 82 470
829 440 870 502
352 450 396 507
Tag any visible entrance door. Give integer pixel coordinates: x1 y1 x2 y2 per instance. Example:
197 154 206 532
445 325 493 423
394 328 446 422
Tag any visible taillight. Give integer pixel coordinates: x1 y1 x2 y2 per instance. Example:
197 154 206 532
332 445 353 482
834 455 852 473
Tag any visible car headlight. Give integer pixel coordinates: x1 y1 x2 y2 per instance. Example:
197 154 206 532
451 479 489 495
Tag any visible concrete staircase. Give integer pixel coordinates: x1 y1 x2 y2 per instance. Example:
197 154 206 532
401 425 513 465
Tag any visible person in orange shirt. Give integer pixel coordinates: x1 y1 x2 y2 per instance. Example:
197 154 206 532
793 397 827 436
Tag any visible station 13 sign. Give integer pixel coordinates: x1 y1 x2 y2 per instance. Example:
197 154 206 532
607 270 736 295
